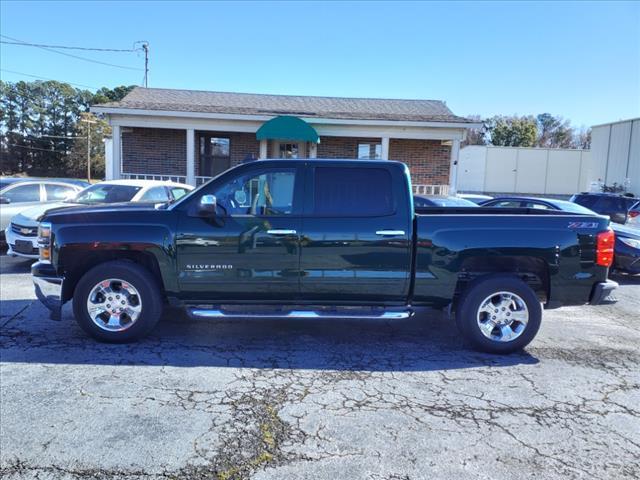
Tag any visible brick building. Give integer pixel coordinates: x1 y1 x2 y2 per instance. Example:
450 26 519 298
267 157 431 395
92 87 478 193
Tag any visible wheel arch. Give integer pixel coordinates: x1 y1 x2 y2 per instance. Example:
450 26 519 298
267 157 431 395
61 250 165 303
452 255 550 310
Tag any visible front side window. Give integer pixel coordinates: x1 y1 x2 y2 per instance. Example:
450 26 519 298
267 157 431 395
214 169 296 216
138 186 170 203
357 143 382 160
74 184 142 204
3 183 41 203
313 167 393 216
45 184 76 201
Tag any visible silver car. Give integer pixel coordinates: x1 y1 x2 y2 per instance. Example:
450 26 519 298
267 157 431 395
0 178 88 243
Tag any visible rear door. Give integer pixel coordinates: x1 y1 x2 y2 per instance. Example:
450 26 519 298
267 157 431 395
299 163 412 303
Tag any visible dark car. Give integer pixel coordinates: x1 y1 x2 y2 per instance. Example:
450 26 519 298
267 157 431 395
481 196 639 274
570 192 640 225
610 224 640 275
414 195 479 208
480 196 596 214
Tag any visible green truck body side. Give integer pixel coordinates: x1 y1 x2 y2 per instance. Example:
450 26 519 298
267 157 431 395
33 159 611 311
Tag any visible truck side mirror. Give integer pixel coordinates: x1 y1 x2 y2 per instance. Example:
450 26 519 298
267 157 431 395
198 194 217 216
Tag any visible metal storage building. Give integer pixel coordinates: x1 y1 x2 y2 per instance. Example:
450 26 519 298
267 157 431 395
590 118 640 193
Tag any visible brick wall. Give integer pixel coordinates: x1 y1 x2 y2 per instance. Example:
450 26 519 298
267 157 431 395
317 136 381 158
121 128 451 185
389 139 451 185
122 128 186 175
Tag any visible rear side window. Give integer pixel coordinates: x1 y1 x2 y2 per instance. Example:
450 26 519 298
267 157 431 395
573 195 599 209
596 196 628 212
313 167 394 216
3 183 41 203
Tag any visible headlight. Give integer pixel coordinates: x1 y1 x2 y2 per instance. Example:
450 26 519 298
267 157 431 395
37 222 52 262
619 237 640 249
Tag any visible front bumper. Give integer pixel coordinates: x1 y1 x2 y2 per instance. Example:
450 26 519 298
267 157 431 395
589 279 619 305
32 262 64 320
5 226 39 259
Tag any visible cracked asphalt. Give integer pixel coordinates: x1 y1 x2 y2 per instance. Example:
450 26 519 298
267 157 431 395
1 254 639 480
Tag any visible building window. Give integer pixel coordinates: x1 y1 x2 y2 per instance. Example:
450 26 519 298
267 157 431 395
357 143 382 159
278 143 299 159
200 135 231 177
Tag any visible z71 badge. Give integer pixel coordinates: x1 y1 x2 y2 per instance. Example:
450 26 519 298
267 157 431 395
568 222 600 229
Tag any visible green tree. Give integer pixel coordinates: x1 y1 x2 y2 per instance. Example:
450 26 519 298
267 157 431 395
486 115 537 147
536 113 575 148
91 85 136 104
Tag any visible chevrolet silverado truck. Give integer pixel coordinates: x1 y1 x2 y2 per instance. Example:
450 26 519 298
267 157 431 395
32 159 618 353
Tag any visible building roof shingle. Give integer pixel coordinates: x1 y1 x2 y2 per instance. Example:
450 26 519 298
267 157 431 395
95 87 473 123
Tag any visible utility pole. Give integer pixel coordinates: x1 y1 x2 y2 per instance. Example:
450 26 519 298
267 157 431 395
82 117 97 182
142 42 149 87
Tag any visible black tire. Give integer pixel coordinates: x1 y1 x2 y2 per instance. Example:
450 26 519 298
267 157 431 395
456 275 542 354
72 260 163 343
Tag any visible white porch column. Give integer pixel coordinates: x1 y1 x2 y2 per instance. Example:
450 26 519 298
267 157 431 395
104 138 113 180
186 128 195 186
449 138 461 195
111 125 121 179
381 137 390 160
259 139 268 159
309 142 318 158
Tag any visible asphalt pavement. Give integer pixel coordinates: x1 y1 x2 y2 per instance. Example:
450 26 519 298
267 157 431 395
1 254 639 479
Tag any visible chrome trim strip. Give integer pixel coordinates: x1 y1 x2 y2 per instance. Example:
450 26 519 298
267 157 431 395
375 230 406 236
266 229 297 235
189 308 412 320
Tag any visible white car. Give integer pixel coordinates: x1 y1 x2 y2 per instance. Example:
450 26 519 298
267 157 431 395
6 179 193 259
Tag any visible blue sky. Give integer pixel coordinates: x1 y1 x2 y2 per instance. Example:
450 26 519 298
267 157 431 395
1 0 638 127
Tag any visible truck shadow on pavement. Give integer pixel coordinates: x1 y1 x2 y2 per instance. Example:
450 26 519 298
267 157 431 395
1 299 539 372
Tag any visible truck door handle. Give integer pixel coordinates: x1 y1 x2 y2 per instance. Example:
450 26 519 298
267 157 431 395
376 230 406 236
267 229 297 235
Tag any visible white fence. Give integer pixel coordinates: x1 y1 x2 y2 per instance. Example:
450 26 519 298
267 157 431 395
457 146 592 195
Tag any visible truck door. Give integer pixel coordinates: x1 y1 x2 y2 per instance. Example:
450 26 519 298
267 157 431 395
176 165 303 301
299 163 412 303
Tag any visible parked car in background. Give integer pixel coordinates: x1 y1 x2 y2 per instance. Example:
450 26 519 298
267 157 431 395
414 195 478 208
0 178 88 242
457 193 493 204
480 196 596 214
5 179 193 259
610 224 640 275
480 195 638 275
570 192 640 225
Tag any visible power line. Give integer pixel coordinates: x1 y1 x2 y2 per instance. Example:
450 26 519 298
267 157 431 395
0 40 140 52
6 131 84 139
0 35 143 71
6 143 69 153
0 68 98 89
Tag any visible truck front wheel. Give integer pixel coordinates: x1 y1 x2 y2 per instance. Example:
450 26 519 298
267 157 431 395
456 275 542 354
72 261 163 343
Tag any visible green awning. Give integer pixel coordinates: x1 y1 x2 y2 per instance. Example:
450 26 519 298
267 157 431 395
256 115 319 143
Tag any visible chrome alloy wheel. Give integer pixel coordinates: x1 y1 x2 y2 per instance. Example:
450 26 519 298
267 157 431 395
86 279 142 332
476 291 529 342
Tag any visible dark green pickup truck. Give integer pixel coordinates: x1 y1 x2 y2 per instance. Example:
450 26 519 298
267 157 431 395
32 159 617 353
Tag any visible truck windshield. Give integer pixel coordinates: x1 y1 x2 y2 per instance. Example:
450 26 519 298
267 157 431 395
72 184 142 204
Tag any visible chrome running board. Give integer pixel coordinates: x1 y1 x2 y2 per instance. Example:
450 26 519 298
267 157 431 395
188 307 413 320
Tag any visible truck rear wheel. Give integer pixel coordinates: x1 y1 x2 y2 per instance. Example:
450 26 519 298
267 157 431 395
72 261 163 343
456 275 542 354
